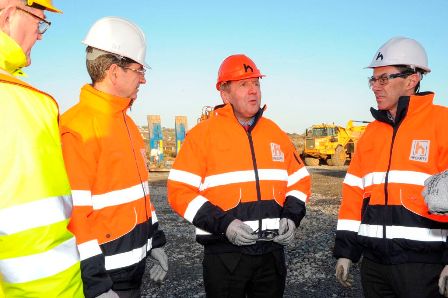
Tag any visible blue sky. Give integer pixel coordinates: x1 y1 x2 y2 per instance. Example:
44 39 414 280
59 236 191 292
25 0 448 133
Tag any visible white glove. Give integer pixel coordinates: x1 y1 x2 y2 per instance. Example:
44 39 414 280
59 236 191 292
422 170 448 215
96 289 119 298
273 218 296 246
335 258 353 288
439 265 448 297
149 247 168 282
225 219 258 246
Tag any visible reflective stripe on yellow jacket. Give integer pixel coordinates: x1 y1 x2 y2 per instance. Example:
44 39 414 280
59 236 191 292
0 73 83 297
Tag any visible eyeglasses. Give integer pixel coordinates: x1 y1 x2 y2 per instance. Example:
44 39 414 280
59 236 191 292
122 66 146 76
368 71 414 88
16 7 51 34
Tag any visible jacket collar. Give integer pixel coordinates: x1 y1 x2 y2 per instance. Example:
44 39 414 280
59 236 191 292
79 84 132 114
212 103 266 124
370 92 434 126
0 31 27 76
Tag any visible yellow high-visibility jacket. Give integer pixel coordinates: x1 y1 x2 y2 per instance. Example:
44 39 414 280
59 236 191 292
0 31 83 297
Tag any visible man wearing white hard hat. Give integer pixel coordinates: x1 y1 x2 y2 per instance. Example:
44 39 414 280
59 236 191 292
0 0 84 296
60 17 168 298
333 37 448 297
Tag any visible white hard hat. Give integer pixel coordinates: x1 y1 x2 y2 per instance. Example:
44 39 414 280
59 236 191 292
83 17 148 68
367 37 430 73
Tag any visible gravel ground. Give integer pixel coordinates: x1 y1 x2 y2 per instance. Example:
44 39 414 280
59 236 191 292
141 167 363 297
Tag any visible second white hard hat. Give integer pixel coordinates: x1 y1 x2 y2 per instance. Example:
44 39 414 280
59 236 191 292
83 16 148 68
367 37 430 73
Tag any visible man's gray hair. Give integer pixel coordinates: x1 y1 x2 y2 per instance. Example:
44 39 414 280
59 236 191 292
86 46 133 84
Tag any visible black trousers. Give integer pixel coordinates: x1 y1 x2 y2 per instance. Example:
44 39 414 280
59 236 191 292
361 257 444 298
202 250 286 298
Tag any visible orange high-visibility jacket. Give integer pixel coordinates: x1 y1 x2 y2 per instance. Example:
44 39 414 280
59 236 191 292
334 92 448 265
168 104 310 254
60 84 165 298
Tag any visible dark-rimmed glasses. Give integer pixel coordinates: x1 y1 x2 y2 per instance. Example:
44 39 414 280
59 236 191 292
16 6 51 34
368 71 414 88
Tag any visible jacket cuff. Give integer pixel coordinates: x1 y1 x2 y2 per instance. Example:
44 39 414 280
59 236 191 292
281 195 306 227
151 229 167 249
333 230 363 263
80 255 113 298
193 201 236 235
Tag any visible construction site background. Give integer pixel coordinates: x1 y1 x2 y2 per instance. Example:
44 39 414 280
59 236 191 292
139 126 305 169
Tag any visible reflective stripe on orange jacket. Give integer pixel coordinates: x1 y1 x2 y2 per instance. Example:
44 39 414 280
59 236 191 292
60 84 165 298
168 104 310 255
334 92 448 264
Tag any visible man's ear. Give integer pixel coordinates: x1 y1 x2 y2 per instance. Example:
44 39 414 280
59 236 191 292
107 64 120 84
0 6 16 34
407 73 420 91
220 89 230 104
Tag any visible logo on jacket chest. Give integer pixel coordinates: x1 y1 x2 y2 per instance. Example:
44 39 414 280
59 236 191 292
270 143 284 162
409 140 430 162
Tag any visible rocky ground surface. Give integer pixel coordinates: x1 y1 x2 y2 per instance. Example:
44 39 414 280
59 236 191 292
141 166 363 297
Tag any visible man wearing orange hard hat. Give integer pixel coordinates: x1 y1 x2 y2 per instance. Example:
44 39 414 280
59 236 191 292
0 0 84 297
168 54 311 297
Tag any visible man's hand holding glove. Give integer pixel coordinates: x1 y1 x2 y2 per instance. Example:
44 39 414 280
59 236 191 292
422 170 448 215
273 218 296 246
149 247 168 282
225 219 258 246
335 258 353 287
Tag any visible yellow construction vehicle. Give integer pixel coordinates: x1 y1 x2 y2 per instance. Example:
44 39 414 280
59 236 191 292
302 120 369 166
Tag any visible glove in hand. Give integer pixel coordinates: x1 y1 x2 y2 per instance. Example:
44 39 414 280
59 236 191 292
150 247 168 282
335 258 353 288
439 265 448 297
422 170 448 215
96 289 119 298
273 218 296 246
225 219 257 246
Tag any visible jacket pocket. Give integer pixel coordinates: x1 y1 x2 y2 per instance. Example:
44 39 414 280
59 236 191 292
205 185 242 211
361 194 371 220
263 181 287 207
94 205 138 244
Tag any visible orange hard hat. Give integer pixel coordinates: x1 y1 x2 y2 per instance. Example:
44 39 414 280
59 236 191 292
216 54 265 90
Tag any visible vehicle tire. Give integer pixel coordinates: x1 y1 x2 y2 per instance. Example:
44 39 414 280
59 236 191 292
330 146 346 166
304 157 320 166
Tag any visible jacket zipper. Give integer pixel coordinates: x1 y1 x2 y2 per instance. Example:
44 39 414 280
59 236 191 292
383 124 399 248
122 111 149 221
246 128 263 237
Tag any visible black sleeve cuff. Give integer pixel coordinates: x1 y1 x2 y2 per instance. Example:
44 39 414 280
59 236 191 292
80 256 113 298
192 201 236 235
333 230 363 263
281 195 306 227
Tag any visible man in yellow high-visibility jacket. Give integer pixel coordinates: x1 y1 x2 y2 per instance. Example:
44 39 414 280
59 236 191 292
0 0 84 296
